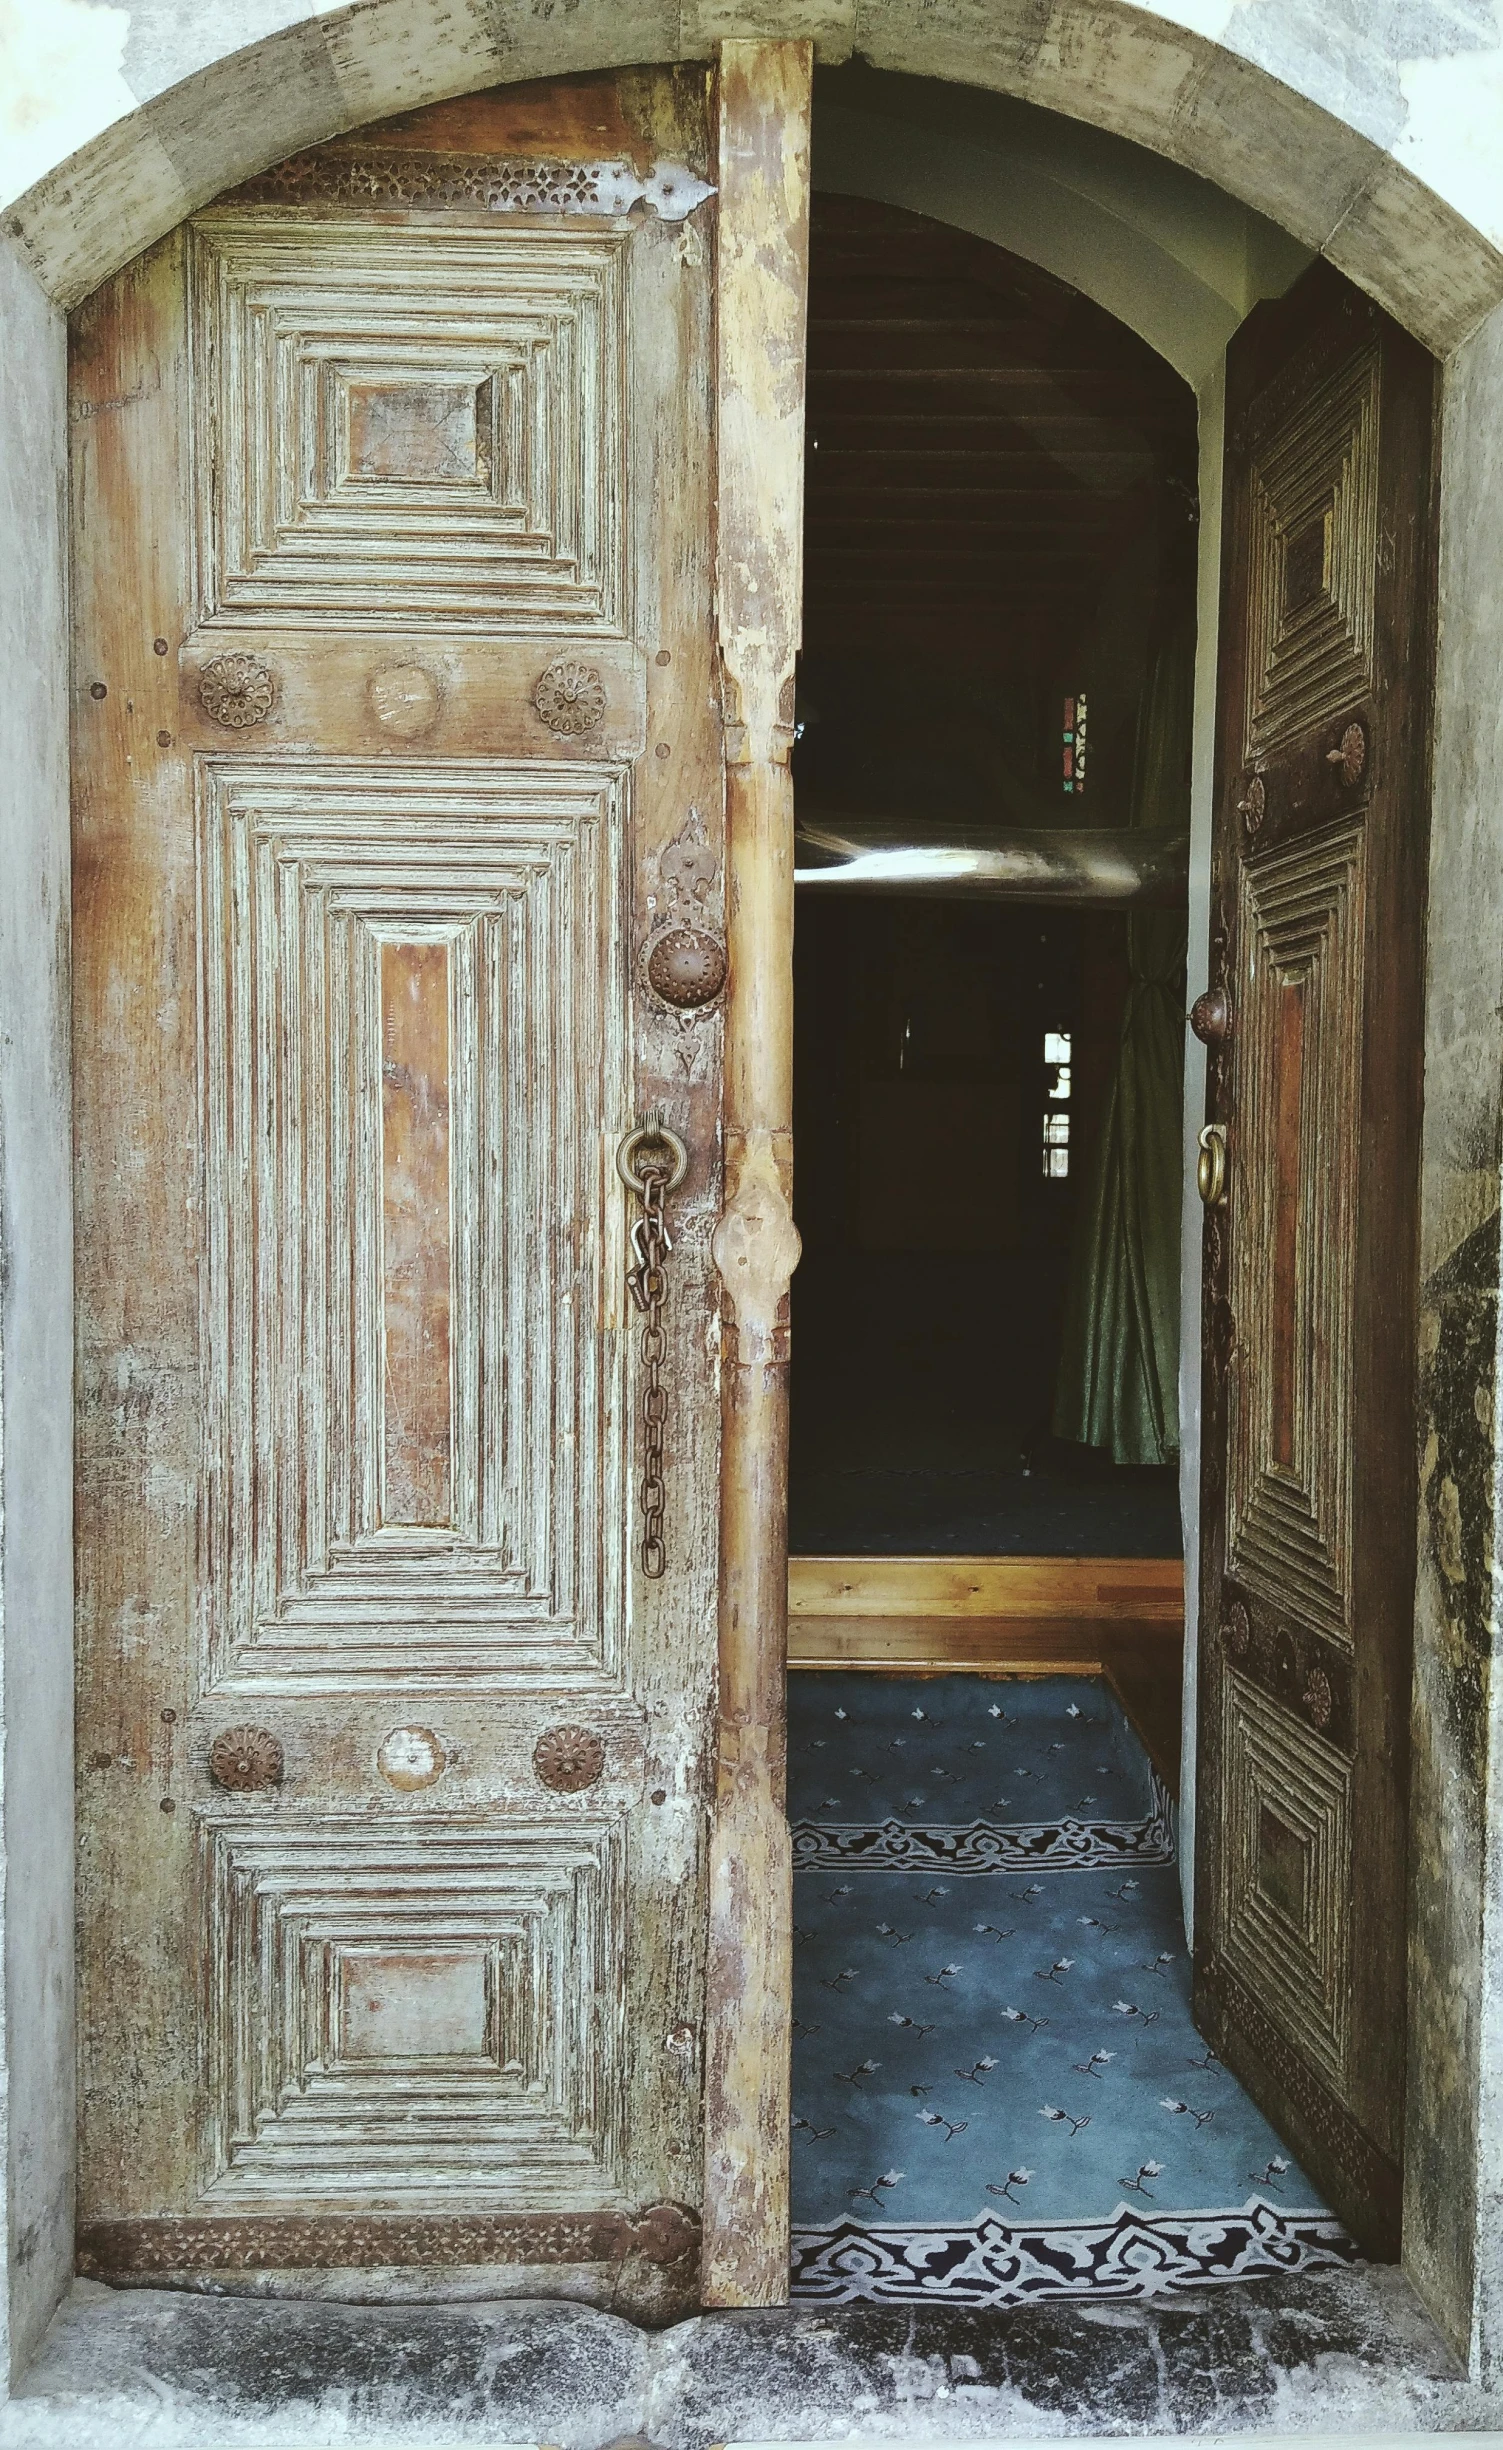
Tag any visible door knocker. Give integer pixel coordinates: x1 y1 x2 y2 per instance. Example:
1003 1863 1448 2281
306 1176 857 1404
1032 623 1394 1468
1197 1122 1228 1208
617 1112 689 1579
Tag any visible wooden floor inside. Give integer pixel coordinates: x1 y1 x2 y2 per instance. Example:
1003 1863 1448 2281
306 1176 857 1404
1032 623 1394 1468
789 1556 1185 1797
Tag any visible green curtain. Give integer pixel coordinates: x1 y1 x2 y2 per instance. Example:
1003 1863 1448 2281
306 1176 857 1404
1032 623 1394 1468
1052 626 1193 1466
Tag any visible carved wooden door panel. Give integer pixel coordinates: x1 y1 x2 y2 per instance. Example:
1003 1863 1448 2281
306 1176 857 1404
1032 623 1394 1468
1193 261 1436 2254
71 74 725 2315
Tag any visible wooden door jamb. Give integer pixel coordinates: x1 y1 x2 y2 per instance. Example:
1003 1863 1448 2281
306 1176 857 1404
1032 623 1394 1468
701 36 812 2309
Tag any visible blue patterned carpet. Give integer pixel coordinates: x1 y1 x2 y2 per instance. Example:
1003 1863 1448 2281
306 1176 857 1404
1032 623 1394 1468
788 1673 1356 2307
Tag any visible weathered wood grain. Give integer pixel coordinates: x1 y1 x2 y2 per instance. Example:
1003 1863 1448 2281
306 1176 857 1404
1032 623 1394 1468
702 37 812 2311
72 75 722 2321
1193 261 1438 2257
789 1554 1184 1622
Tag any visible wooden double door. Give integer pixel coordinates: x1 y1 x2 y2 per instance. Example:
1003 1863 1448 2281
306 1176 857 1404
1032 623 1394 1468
71 56 1435 2307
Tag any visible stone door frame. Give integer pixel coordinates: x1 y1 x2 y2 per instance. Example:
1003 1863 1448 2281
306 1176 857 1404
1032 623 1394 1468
5 0 1503 2405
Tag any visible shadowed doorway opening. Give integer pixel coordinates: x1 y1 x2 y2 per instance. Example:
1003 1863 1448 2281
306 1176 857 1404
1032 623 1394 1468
790 197 1198 1778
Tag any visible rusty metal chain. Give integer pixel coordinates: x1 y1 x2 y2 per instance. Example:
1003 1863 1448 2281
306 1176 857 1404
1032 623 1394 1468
627 1158 672 1577
617 1115 688 1580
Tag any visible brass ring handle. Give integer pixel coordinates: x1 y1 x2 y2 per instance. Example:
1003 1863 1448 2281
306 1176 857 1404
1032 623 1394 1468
1197 1123 1228 1208
616 1118 689 1196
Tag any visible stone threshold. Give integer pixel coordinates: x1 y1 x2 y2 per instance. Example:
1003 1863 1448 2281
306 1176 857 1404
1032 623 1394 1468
0 2264 1494 2446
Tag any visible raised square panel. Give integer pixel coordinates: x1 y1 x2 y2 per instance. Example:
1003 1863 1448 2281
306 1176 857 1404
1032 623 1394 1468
1243 344 1380 761
198 759 629 1686
1219 1672 1352 2087
189 214 627 633
1227 822 1365 1640
198 1814 627 2207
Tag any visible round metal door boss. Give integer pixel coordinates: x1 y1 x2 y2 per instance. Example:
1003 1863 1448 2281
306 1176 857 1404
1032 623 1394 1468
533 1724 606 1792
1190 986 1231 1048
199 655 276 730
208 1725 285 1791
643 924 728 1011
533 657 606 736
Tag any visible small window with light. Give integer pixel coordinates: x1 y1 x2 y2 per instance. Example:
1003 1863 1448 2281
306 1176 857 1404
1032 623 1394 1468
1042 1030 1072 1177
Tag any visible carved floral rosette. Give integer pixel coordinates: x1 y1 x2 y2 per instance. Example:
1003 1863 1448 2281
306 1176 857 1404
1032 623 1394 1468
533 1724 606 1793
532 658 606 737
199 655 276 729
208 1725 285 1791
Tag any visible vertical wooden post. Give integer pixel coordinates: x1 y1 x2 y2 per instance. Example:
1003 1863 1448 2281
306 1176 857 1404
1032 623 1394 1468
702 38 812 2308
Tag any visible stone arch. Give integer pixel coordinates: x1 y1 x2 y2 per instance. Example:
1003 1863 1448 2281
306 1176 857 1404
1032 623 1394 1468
3 0 1502 350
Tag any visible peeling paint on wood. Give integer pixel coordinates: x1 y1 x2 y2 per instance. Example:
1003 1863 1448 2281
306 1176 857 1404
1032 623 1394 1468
701 37 811 2311
70 72 724 2321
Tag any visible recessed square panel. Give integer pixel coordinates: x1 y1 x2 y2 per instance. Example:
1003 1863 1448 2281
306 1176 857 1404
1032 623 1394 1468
1228 823 1365 1639
1220 1672 1352 2086
339 1950 490 2060
1257 1804 1312 1925
344 379 484 485
199 1815 627 2206
1243 344 1379 760
189 214 627 632
197 758 629 1684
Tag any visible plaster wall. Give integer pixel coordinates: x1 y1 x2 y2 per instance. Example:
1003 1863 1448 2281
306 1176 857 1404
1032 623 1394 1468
0 236 75 2387
5 0 1503 2416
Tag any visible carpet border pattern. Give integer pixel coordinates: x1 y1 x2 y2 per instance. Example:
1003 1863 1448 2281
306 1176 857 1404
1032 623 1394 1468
789 2198 1357 2305
791 1771 1175 1875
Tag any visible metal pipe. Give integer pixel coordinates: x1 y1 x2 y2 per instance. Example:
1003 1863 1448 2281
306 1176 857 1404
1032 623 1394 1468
793 821 1189 904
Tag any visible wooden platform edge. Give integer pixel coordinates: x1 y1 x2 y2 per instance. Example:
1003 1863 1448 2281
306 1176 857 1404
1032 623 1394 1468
789 1553 1184 1622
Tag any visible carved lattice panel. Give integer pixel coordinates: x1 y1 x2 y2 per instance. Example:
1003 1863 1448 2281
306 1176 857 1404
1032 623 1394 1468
189 216 627 632
198 758 629 1684
1242 344 1379 762
1217 1673 1352 2089
1227 822 1366 1640
198 1814 626 2204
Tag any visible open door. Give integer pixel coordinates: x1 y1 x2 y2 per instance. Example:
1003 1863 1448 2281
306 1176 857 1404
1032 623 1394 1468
1192 261 1437 2254
71 52 811 2315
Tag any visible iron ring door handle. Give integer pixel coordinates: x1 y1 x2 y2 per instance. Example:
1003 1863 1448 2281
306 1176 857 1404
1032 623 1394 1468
1197 1123 1228 1208
616 1117 689 1196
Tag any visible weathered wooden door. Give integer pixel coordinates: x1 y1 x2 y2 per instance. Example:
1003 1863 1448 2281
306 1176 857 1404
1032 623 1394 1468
71 69 749 2316
1192 261 1436 2254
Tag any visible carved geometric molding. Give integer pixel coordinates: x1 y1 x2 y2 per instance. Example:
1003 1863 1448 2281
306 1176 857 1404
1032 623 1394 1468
1244 345 1379 762
198 758 628 1685
1217 1671 1353 2091
230 149 715 224
1227 822 1366 1641
197 1813 627 2207
188 215 627 633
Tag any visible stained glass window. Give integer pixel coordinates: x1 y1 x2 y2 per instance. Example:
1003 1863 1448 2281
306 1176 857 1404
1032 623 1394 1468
1063 691 1088 794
